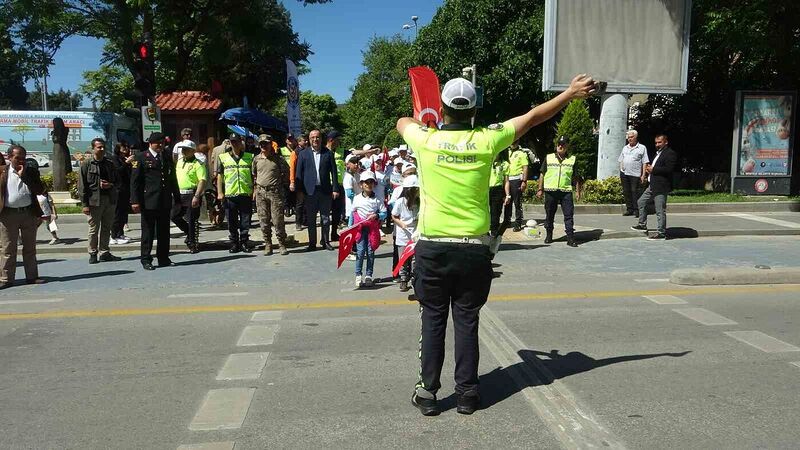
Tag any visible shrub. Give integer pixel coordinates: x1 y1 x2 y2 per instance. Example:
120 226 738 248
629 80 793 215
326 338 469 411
41 172 80 199
581 177 624 204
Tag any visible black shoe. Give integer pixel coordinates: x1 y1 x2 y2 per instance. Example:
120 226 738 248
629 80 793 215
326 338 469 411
456 392 480 415
512 225 523 232
648 233 667 241
99 253 121 262
400 281 409 292
142 261 155 271
567 237 578 247
229 243 240 253
241 242 253 253
544 233 553 244
323 242 335 251
89 253 98 265
158 259 176 267
622 211 634 216
189 246 200 254
411 393 440 416
305 245 318 252
630 224 648 232
331 233 339 242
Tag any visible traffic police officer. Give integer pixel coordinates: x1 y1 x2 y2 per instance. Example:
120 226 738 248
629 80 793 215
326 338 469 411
397 73 596 416
131 132 181 270
536 135 578 247
175 140 208 254
216 134 255 253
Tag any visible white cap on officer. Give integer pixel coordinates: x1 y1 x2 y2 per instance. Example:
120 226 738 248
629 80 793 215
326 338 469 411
441 78 477 110
177 139 196 150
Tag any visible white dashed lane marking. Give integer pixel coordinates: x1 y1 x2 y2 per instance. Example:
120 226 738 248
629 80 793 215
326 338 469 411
216 353 270 381
724 331 800 353
236 325 279 347
790 362 800 369
644 295 687 305
189 388 256 431
0 298 64 306
722 212 800 229
250 311 284 322
168 292 249 299
177 442 235 450
673 308 738 326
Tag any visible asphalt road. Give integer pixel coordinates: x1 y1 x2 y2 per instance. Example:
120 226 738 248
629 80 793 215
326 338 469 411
1 236 799 449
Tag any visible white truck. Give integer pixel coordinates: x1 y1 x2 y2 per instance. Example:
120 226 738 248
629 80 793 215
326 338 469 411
0 111 140 166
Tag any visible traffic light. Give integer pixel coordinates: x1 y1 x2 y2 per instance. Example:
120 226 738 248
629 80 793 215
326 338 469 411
132 33 155 100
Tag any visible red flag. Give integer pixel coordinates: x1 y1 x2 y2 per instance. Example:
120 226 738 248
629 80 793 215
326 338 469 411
392 242 417 277
408 66 442 129
337 223 361 268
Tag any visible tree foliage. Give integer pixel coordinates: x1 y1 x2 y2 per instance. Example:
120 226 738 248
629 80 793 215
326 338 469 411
554 99 595 180
0 20 28 109
27 87 82 111
630 0 800 176
79 64 134 112
271 90 344 136
408 0 555 153
340 36 412 149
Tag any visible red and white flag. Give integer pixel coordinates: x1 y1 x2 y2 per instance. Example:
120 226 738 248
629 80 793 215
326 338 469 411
408 66 442 129
336 223 361 268
392 241 417 277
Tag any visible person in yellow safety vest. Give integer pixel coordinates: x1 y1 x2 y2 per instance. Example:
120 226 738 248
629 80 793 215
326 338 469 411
507 142 529 231
175 141 208 254
397 74 597 417
327 130 347 240
536 135 578 247
216 133 255 253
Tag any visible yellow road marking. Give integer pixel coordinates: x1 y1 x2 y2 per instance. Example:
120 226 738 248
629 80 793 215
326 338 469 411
0 285 798 321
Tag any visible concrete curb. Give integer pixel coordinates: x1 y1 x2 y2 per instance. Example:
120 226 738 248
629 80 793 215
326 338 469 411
33 237 299 255
524 201 800 215
670 266 800 286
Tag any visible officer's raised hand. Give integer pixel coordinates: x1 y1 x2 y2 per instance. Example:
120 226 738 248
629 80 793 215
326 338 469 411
568 74 598 99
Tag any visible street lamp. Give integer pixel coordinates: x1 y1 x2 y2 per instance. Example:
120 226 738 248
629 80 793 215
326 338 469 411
402 15 419 39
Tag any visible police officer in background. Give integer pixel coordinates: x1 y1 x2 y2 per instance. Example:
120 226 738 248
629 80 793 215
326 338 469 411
536 135 579 247
397 73 596 416
131 132 181 271
217 134 255 253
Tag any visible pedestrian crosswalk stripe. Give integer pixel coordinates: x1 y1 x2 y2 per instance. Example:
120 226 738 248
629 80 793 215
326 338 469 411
188 388 255 431
0 298 64 306
673 308 737 325
644 295 687 305
724 331 800 353
216 353 270 381
177 442 235 450
250 311 284 321
237 325 279 346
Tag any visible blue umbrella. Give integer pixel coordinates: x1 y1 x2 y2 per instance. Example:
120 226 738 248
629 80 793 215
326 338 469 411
219 107 288 133
226 125 259 140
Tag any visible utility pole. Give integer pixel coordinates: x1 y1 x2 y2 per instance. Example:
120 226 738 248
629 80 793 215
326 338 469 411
596 94 629 179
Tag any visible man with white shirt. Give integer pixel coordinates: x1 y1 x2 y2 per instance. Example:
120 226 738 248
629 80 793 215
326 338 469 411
618 130 649 217
0 145 46 289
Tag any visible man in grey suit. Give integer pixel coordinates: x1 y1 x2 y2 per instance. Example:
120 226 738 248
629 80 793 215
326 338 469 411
295 129 339 252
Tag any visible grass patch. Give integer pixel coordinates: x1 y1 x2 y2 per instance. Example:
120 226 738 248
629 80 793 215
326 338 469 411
53 205 84 214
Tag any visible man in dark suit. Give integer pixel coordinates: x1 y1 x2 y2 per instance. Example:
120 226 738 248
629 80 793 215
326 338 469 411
631 133 678 240
0 145 46 289
130 132 181 270
295 129 339 251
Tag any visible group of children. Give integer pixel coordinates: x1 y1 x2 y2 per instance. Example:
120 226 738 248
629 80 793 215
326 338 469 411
342 146 420 291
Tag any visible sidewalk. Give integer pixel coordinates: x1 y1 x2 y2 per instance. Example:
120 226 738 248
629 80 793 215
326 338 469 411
29 209 800 254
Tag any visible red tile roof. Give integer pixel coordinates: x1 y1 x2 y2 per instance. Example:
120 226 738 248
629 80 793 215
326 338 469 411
156 91 222 111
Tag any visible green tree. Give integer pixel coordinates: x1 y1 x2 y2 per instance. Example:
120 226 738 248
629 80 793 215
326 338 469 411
554 99 595 180
79 64 134 112
340 36 412 149
0 20 28 109
271 91 345 135
27 87 82 111
408 0 556 154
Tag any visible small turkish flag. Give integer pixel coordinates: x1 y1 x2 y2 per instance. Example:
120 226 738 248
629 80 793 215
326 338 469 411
337 223 361 268
409 66 442 129
392 241 417 277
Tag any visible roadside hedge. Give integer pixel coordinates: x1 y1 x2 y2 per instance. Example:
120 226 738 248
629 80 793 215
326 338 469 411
580 177 624 204
41 172 80 199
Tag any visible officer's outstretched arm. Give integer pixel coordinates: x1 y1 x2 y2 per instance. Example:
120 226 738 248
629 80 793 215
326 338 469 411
396 117 423 137
509 74 596 142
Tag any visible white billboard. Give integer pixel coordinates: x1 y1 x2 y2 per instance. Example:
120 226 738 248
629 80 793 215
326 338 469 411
543 0 692 94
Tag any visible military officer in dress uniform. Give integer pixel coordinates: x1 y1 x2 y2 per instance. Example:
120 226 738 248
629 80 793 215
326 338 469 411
130 132 181 270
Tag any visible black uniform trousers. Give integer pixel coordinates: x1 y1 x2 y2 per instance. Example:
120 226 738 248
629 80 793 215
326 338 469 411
176 193 201 246
304 187 332 247
489 185 513 237
295 190 306 227
225 195 252 244
413 240 493 396
544 190 575 236
140 208 171 264
620 173 642 215
112 190 130 239
509 179 525 226
331 185 345 232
